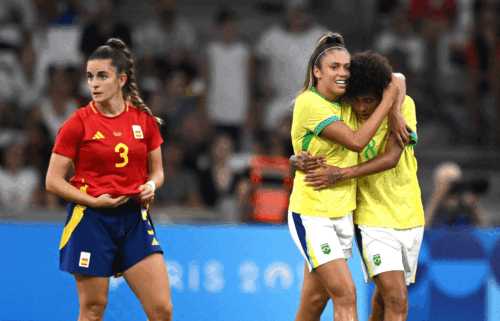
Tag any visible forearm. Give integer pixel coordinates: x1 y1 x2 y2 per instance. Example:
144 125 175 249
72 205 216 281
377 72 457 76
147 170 164 190
389 73 406 114
46 177 96 207
340 154 397 181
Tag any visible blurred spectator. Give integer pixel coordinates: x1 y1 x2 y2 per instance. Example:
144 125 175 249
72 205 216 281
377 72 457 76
196 134 243 222
201 8 255 152
180 111 213 171
149 67 198 140
11 43 47 110
0 143 41 217
79 0 132 59
465 3 500 145
133 0 197 81
0 101 24 151
424 162 490 228
255 0 328 129
38 66 79 142
374 5 426 96
155 141 204 208
0 0 37 52
238 128 293 223
36 0 82 25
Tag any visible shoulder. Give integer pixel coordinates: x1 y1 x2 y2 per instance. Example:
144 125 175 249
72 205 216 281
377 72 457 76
402 95 416 111
296 91 318 104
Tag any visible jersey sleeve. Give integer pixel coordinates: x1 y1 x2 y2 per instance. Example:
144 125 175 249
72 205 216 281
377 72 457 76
52 112 84 160
146 116 163 152
401 96 418 146
298 99 341 136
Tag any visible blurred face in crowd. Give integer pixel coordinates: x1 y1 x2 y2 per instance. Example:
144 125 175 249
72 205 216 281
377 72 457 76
87 59 126 105
5 144 24 173
166 71 187 97
163 143 184 169
211 135 233 161
287 8 309 33
50 68 72 98
314 50 350 100
351 93 381 120
219 19 238 43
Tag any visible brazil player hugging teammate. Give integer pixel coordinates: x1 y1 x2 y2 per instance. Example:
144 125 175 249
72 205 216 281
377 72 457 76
292 51 423 321
46 38 173 321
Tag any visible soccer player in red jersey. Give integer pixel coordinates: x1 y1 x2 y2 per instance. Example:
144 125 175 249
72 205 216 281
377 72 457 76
46 38 172 321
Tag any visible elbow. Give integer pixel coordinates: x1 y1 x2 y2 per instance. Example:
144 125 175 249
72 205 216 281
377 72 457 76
387 157 399 169
45 177 55 194
350 142 365 153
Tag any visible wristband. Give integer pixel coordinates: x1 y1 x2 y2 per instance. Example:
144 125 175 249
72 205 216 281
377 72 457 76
393 72 405 79
145 180 155 192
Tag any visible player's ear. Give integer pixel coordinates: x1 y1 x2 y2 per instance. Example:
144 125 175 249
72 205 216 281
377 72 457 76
313 66 322 80
118 73 127 89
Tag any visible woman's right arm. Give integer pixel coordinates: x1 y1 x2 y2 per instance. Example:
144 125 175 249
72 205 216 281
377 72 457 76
46 153 128 208
320 74 400 153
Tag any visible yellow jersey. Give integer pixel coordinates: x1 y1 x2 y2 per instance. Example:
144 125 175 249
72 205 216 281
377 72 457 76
289 88 358 218
354 96 425 229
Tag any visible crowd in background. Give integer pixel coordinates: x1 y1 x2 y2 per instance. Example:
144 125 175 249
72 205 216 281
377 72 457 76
0 0 498 226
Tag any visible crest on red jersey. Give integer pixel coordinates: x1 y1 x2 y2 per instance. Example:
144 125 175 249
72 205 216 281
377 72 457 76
132 125 143 139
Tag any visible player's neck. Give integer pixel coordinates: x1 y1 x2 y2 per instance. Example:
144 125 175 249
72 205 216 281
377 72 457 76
94 96 126 117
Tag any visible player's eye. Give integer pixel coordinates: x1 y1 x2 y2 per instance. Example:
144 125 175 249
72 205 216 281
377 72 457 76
99 75 107 80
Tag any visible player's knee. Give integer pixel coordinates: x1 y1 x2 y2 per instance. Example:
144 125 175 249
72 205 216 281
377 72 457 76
334 284 357 307
384 291 408 314
149 301 173 321
81 299 107 321
309 290 330 313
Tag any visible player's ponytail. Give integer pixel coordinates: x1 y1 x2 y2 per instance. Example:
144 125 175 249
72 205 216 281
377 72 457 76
298 32 349 97
89 38 163 125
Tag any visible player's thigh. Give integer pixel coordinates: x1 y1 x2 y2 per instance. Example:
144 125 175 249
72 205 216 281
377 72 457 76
122 253 172 311
301 260 331 304
74 274 110 307
315 258 356 300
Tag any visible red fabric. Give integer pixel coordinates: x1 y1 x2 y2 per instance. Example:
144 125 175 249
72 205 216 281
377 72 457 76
248 155 292 222
465 40 500 70
408 0 457 21
53 102 163 197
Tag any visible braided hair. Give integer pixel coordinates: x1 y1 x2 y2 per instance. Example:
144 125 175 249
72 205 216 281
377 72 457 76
89 38 163 125
298 32 349 96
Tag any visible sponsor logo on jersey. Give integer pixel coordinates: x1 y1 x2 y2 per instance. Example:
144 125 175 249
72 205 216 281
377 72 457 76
79 251 91 268
321 243 331 254
93 131 105 139
373 254 381 266
152 238 160 246
132 125 143 139
113 132 122 136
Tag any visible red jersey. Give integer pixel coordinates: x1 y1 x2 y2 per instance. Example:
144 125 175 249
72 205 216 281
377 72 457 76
53 101 163 197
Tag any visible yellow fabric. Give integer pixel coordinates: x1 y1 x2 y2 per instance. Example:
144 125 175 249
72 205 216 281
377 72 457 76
354 96 425 229
59 205 86 249
289 89 358 218
362 245 374 277
306 235 319 268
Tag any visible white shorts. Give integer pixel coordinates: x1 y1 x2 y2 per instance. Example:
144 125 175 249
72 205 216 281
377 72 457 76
288 210 354 271
355 225 424 285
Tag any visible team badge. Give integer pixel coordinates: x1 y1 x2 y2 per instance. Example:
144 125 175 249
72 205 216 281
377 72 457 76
373 254 381 266
79 251 91 268
132 125 143 139
321 243 331 254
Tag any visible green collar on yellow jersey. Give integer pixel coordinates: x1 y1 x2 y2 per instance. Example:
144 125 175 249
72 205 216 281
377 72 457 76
311 87 341 107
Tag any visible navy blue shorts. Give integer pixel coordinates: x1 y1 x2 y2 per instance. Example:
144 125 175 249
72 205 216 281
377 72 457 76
59 200 163 277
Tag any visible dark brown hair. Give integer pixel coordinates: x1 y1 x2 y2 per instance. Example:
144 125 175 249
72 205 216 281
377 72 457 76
89 38 163 124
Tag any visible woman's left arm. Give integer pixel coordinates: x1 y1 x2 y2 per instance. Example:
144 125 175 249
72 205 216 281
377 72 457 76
138 146 164 203
387 73 412 147
304 134 404 190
